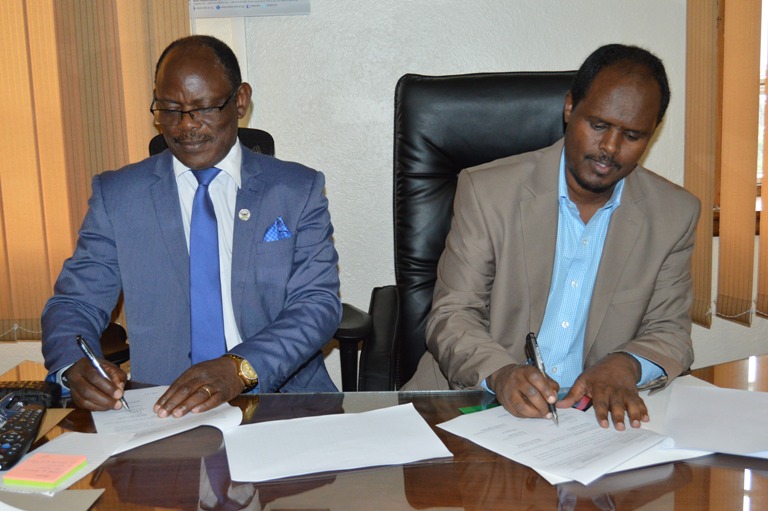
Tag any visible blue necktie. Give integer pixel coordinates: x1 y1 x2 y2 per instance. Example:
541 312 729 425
190 168 226 364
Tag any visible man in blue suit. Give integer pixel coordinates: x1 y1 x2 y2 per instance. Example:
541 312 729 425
42 35 341 417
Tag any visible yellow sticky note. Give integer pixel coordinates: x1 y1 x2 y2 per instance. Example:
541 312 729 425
3 452 87 488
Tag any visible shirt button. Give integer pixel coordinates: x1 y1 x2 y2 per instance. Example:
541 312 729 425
551 367 558 373
581 239 588 246
571 280 578 288
561 321 569 328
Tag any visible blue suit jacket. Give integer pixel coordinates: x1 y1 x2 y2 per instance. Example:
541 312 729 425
42 147 341 392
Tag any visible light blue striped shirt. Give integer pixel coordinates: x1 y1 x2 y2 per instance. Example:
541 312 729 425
537 151 663 391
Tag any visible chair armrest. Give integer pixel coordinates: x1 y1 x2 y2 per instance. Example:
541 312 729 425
358 285 399 391
335 303 373 342
335 303 373 391
101 323 129 365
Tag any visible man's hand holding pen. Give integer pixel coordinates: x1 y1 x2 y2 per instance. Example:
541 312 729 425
64 356 128 412
487 363 560 423
525 332 558 426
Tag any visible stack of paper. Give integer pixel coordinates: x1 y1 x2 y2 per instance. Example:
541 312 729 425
438 405 668 485
90 386 243 454
437 375 768 485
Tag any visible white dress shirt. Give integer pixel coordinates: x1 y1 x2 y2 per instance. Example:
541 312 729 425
173 141 244 350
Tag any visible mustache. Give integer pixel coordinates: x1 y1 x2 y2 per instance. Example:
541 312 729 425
586 153 620 171
172 133 213 144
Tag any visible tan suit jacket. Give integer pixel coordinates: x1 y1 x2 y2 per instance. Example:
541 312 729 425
404 139 700 391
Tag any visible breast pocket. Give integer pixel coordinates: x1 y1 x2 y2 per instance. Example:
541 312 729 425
252 237 296 288
255 237 295 256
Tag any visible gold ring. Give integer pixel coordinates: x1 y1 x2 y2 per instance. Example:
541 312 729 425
201 385 213 398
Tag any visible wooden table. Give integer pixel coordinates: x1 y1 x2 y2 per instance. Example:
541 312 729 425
3 358 768 510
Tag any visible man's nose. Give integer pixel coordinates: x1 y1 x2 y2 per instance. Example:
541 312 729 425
598 130 621 156
178 110 203 129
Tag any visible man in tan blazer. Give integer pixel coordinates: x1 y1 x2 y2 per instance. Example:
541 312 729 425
403 44 700 431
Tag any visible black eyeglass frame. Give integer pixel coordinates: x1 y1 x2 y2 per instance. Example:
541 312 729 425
149 84 242 126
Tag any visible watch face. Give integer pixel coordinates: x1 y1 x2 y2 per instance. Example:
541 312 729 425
241 361 258 381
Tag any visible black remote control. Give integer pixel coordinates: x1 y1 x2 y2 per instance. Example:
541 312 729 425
0 404 46 470
0 381 61 408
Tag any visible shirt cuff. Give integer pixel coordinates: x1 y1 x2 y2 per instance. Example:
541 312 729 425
46 364 74 398
629 353 666 386
480 378 494 394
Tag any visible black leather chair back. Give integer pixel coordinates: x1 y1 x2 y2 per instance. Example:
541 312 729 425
148 127 275 156
392 71 575 388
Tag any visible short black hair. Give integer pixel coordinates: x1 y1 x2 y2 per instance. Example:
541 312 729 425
154 35 241 89
570 44 670 125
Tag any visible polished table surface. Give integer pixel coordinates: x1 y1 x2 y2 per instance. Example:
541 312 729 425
2 357 768 510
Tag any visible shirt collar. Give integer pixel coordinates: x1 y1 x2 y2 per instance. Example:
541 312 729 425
172 139 243 188
558 148 623 210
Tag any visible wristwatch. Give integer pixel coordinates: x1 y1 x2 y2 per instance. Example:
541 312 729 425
223 354 259 393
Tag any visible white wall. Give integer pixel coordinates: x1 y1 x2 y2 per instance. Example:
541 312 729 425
195 0 768 387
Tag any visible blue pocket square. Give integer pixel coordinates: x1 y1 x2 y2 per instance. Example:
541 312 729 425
263 216 292 242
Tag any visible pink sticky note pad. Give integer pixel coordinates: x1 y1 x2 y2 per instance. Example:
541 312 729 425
3 452 87 488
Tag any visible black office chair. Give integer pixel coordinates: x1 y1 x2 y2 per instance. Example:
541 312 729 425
100 322 130 365
357 71 576 391
148 127 372 391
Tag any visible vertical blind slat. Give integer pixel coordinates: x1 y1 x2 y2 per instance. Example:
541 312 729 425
685 0 719 327
715 0 762 326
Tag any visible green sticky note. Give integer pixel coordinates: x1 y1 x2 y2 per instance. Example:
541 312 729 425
459 401 501 414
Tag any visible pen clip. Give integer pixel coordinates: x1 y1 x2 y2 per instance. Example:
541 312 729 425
525 332 546 373
76 335 94 355
524 332 535 363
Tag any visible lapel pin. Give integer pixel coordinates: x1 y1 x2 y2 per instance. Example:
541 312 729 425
238 209 251 221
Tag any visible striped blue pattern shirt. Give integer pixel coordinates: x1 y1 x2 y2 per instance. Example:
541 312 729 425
537 151 663 390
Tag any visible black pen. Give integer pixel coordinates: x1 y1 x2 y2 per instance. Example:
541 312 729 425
76 335 131 411
525 332 558 426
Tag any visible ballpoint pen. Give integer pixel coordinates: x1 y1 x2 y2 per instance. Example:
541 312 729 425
525 332 558 426
76 335 131 411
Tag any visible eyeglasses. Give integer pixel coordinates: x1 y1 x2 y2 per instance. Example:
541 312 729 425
150 85 241 126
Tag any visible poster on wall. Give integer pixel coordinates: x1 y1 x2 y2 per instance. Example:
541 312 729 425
190 0 310 19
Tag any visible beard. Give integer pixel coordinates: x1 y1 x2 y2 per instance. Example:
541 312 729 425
567 154 621 195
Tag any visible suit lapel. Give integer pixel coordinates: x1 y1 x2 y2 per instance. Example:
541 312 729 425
521 142 562 330
150 153 191 303
231 150 266 326
584 169 645 356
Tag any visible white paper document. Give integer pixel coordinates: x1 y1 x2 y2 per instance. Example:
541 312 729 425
91 386 242 454
224 403 452 482
665 384 768 455
598 376 713 475
0 489 104 511
438 376 718 485
438 406 666 485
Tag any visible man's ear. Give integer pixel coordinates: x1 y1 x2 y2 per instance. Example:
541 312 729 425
236 83 253 119
563 91 574 124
